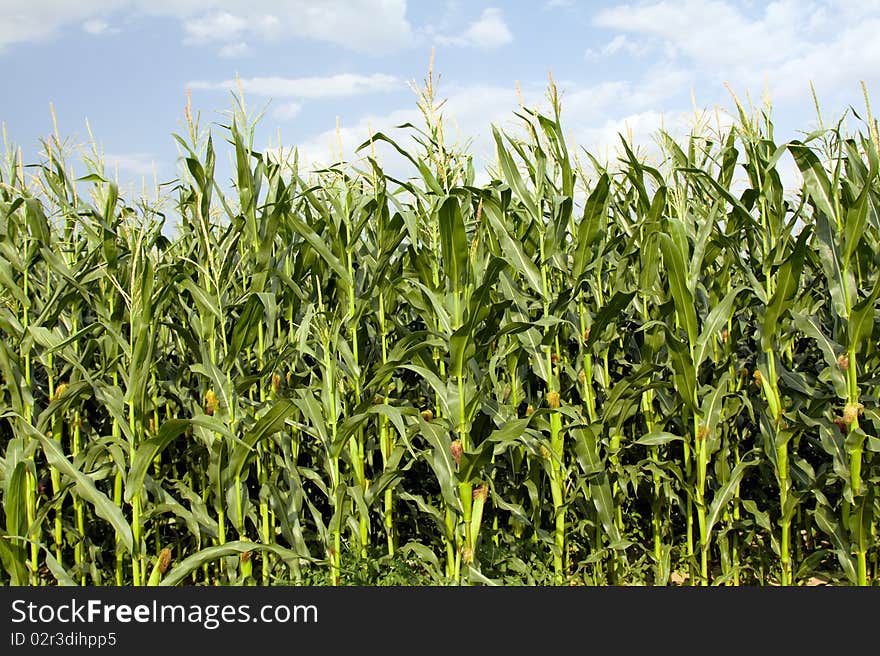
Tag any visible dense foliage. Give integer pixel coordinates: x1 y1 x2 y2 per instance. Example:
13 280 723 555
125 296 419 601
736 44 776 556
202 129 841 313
1 78 878 586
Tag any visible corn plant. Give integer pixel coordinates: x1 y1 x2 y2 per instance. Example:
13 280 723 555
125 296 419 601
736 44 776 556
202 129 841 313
0 76 878 587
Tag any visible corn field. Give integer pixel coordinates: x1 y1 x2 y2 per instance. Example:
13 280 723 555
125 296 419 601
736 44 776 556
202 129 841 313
1 77 879 587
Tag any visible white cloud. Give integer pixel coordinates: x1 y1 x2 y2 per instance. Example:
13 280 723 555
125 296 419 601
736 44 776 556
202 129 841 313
584 34 647 60
551 106 737 178
191 73 401 134
103 152 158 177
176 1 414 54
776 151 804 195
294 0 415 53
183 11 280 44
82 18 118 35
763 18 880 101
573 110 681 166
290 85 524 172
288 78 676 175
0 0 416 54
595 0 804 69
559 66 690 127
183 11 248 42
217 41 250 58
190 73 401 99
436 8 513 50
287 72 735 183
290 97 434 171
593 0 880 103
0 1 117 50
273 102 303 121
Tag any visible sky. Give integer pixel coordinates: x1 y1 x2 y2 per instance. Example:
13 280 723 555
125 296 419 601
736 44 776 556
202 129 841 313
2 0 880 196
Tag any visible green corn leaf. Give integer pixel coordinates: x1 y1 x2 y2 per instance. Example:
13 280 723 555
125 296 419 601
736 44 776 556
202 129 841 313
3 463 29 585
664 327 697 411
659 232 698 347
787 140 837 222
34 430 134 554
229 399 297 479
226 293 264 367
573 173 610 279
813 505 858 584
849 276 880 349
704 453 759 546
438 195 469 291
635 431 683 446
842 181 871 264
584 290 636 350
159 541 311 586
493 127 538 219
483 202 545 299
814 210 854 320
762 230 809 351
696 286 747 367
125 419 191 502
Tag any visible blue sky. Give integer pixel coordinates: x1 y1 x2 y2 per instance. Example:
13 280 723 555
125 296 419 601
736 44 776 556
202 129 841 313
2 0 879 194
